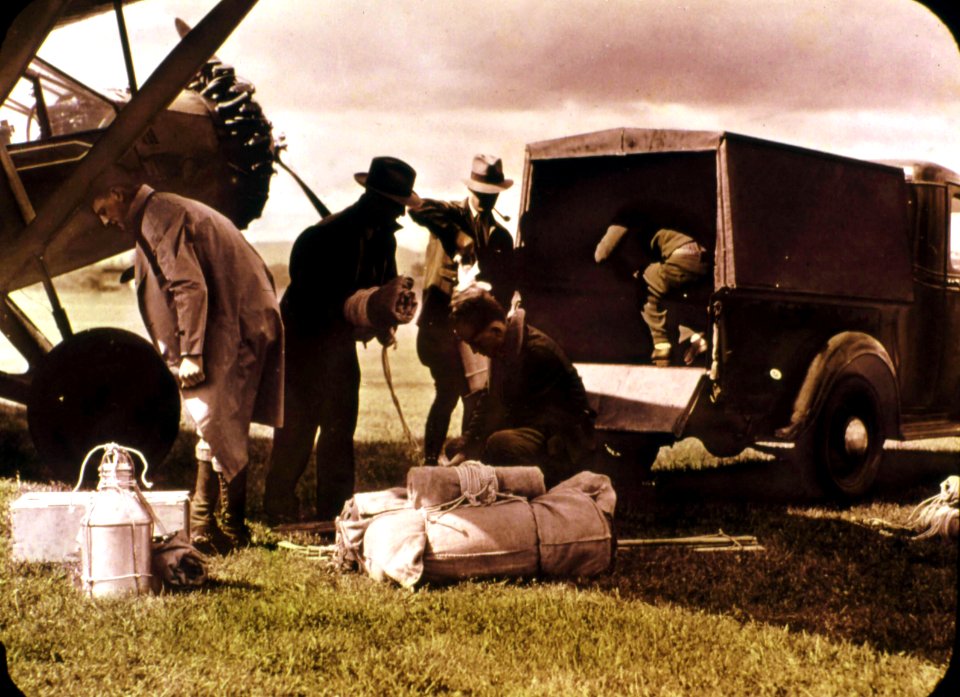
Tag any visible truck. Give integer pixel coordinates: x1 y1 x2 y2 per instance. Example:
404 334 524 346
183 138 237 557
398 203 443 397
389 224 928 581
515 128 960 498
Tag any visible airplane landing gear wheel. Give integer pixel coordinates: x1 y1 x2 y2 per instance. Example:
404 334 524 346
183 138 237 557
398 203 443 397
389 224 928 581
27 329 181 485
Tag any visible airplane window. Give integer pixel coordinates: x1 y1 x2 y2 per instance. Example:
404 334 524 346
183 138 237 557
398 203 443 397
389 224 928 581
0 57 118 144
951 194 960 274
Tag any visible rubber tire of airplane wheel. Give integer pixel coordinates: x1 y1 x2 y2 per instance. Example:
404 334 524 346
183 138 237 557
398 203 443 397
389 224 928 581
798 373 885 501
26 328 181 486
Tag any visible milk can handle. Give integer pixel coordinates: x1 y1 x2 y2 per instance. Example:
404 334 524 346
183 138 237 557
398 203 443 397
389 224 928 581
70 442 166 535
72 442 154 494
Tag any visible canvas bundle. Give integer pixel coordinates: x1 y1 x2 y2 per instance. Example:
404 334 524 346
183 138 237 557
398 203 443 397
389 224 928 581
336 466 616 588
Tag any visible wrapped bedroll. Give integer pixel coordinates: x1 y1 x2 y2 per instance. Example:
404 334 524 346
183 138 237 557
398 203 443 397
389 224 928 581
362 508 425 586
344 468 616 587
335 487 410 572
407 464 546 508
422 499 540 582
532 472 617 577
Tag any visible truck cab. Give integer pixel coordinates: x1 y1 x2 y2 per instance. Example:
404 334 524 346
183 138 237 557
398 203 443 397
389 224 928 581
515 128 960 498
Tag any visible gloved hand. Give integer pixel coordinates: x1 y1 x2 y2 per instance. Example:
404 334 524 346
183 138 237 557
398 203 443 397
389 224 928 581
594 224 629 263
344 276 418 332
368 275 418 329
377 326 397 347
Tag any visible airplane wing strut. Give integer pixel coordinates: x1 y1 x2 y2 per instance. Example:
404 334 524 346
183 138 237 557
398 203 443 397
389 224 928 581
3 0 261 292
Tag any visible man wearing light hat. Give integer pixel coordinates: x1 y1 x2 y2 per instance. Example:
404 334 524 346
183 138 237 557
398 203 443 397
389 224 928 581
409 154 516 465
263 156 419 522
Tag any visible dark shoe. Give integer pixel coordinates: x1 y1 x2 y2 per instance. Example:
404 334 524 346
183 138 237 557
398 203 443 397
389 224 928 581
262 489 302 526
314 501 346 524
219 469 252 548
262 508 300 527
190 525 232 556
651 345 672 367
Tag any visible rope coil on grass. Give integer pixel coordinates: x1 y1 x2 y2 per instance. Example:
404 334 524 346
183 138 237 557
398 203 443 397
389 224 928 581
907 476 959 541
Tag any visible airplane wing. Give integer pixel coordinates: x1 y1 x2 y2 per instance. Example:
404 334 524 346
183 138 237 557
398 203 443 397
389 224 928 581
47 0 147 27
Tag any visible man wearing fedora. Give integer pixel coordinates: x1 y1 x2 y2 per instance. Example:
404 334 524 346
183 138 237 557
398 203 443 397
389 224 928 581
409 154 516 465
263 156 419 522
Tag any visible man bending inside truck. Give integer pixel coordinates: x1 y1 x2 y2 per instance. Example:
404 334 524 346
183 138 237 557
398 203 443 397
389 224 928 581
444 286 595 485
594 212 711 366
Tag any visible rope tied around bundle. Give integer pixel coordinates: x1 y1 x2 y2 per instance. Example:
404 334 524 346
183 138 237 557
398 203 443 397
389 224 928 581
423 461 526 524
457 461 498 506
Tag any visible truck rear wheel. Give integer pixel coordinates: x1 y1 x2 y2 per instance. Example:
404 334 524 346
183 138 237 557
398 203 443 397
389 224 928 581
799 373 885 500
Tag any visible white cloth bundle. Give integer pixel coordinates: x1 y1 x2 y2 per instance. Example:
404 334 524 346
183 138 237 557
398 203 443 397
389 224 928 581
337 471 617 588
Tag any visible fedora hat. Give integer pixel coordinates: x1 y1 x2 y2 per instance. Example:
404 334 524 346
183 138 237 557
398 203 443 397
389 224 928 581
355 156 421 207
463 154 513 194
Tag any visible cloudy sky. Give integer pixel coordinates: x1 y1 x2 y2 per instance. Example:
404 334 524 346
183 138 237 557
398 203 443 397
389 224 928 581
26 0 960 251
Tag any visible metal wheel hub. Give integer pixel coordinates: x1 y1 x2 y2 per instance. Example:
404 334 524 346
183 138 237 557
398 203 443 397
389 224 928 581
842 417 870 459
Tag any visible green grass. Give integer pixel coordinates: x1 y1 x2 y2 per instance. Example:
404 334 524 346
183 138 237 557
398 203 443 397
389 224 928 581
1 471 954 697
0 287 957 695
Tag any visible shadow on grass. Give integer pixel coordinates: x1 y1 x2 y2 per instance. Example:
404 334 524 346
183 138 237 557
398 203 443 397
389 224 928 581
606 500 957 664
646 443 959 506
202 578 263 593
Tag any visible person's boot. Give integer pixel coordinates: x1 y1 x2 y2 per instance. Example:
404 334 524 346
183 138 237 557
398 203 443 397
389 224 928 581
219 468 251 548
190 459 225 554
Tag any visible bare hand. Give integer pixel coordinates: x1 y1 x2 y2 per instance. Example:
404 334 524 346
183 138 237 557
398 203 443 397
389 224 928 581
443 452 466 468
179 355 205 389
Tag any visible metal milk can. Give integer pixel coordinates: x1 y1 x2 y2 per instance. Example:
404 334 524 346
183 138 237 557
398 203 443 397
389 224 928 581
75 444 156 598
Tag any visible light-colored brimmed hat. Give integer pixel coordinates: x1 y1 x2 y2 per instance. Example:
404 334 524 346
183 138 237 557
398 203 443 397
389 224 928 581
355 156 421 207
463 154 513 194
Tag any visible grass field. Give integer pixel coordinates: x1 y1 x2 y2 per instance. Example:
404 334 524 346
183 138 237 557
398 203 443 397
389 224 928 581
0 284 957 695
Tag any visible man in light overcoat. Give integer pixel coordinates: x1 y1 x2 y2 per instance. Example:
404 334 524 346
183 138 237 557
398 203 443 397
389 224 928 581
92 175 283 550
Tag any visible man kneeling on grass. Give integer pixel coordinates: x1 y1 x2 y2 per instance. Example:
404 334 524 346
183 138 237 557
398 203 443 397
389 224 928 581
444 287 596 484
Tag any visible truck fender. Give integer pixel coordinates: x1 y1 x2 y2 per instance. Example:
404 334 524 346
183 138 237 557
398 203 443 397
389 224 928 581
774 332 900 441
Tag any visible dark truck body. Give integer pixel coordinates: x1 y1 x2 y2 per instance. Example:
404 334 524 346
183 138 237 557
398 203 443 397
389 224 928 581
516 128 960 496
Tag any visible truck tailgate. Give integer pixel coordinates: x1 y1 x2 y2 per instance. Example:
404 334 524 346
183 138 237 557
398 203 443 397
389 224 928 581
575 363 704 433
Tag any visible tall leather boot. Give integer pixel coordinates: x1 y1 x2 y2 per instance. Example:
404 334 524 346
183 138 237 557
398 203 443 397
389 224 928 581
190 459 223 553
219 468 251 548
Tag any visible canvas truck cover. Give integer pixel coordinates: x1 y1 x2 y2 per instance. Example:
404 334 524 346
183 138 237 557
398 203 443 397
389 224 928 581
716 133 913 301
518 128 913 364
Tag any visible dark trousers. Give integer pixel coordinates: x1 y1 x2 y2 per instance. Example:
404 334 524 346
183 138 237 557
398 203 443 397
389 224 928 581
417 322 470 463
641 254 710 345
264 331 359 521
474 427 580 488
482 427 547 464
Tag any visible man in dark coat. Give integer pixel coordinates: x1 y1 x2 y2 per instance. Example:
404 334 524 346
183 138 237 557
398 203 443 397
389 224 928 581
408 155 515 464
263 156 419 522
445 287 595 484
